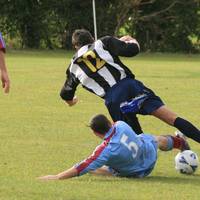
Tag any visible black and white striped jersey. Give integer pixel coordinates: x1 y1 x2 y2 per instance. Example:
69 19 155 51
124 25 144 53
60 36 140 101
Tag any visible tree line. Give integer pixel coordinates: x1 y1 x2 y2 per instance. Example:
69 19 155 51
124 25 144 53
0 0 199 52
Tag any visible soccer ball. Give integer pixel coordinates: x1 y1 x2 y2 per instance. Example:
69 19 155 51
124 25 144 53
175 150 199 174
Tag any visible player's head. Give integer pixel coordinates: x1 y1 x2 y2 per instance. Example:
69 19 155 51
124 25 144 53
89 114 112 137
72 29 94 50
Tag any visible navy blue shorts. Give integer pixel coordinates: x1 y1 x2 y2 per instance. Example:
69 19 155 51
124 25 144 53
105 78 164 121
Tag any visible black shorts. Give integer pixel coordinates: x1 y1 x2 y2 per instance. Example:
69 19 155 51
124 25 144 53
105 78 164 121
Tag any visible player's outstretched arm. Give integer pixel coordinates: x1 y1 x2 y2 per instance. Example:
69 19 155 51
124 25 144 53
90 166 113 176
38 166 78 181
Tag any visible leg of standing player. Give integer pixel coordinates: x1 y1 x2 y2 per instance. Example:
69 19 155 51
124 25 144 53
106 102 143 134
125 79 200 143
151 105 200 143
105 78 144 134
118 79 200 142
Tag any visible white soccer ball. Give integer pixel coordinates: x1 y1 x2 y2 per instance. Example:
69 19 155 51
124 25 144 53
175 150 199 174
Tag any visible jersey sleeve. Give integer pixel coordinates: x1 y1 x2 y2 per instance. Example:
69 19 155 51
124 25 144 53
101 36 139 57
60 66 80 101
0 32 6 53
74 141 110 176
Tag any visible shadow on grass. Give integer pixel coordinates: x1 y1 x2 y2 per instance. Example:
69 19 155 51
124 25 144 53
142 175 200 185
76 174 200 186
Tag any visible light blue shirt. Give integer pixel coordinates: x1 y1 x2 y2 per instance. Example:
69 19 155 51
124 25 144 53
75 121 157 177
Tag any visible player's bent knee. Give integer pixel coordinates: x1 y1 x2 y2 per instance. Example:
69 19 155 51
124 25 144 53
156 136 168 151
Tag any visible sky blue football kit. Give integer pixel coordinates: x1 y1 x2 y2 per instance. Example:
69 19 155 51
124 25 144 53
75 121 157 178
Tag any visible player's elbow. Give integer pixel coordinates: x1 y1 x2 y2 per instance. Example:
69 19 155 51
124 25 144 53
126 44 140 57
60 88 74 101
120 43 140 57
60 89 66 100
60 91 65 100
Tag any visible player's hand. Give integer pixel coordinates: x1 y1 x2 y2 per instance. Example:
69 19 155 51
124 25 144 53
119 35 135 42
37 175 59 181
1 70 10 93
66 96 78 107
119 35 140 50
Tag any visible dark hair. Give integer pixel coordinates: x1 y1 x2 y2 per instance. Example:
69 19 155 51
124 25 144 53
72 29 94 48
89 114 112 135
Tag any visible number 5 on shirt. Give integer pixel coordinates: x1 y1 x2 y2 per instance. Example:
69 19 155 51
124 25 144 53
120 134 139 158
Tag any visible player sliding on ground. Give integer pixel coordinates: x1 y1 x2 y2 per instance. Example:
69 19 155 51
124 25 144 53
60 29 200 143
38 114 190 180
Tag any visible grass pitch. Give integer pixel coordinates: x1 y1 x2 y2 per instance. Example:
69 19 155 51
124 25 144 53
0 50 200 200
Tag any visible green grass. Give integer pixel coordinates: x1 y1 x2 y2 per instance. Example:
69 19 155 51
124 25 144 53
0 50 200 200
